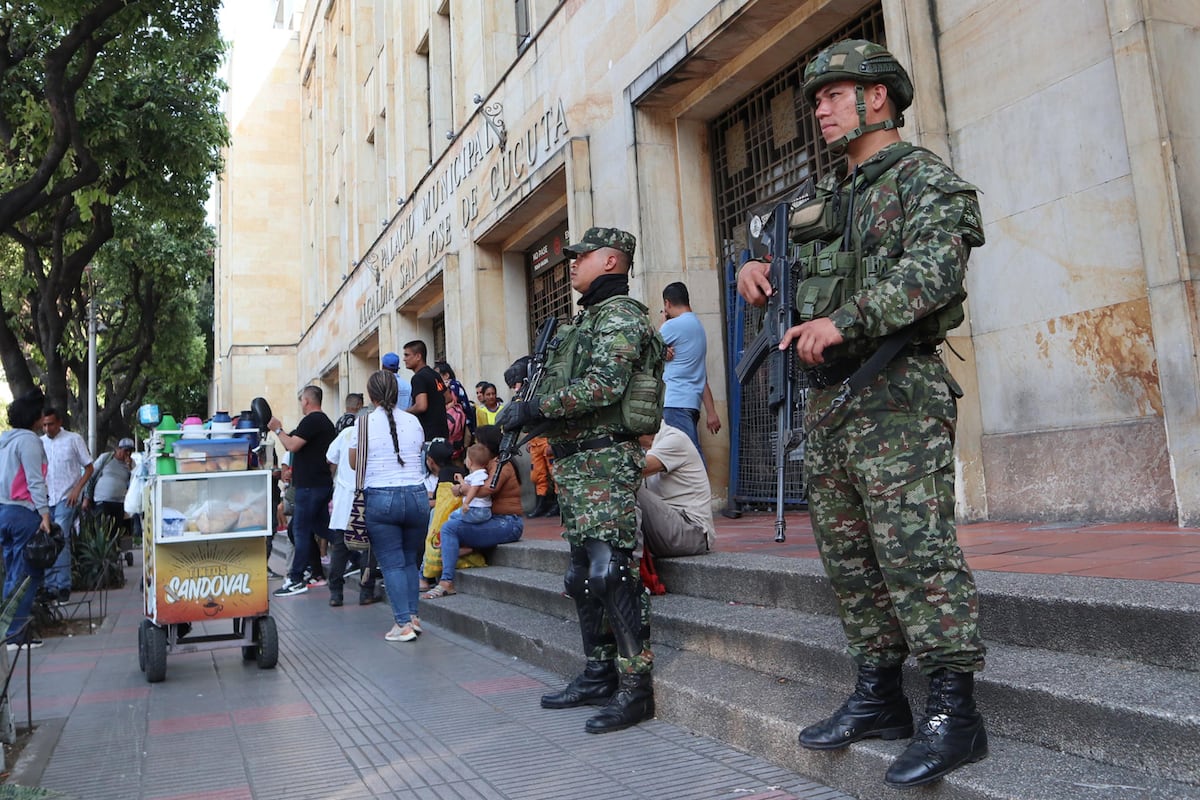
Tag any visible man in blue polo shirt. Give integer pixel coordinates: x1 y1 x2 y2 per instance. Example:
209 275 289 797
659 282 721 459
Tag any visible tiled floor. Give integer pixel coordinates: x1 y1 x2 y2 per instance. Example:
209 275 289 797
522 512 1200 584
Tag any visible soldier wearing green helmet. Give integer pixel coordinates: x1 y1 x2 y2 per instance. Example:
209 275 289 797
801 39 914 151
738 38 989 788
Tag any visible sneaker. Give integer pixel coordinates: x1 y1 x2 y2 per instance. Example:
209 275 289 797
384 623 417 642
57 588 71 603
5 639 43 651
306 577 328 588
272 579 308 597
328 594 343 607
343 567 361 580
320 555 331 567
410 616 423 635
267 568 284 579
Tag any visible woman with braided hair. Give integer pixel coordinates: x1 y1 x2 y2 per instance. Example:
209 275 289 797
350 370 428 642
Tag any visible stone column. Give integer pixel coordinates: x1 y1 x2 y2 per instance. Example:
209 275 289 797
1106 0 1200 525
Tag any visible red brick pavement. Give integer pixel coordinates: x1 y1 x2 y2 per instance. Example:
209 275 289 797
520 511 1200 584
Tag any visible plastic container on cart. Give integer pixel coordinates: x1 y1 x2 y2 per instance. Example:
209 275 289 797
173 438 250 473
161 508 187 537
156 455 177 475
159 414 180 453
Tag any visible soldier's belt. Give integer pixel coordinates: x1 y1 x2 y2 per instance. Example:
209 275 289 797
803 343 939 389
551 435 638 460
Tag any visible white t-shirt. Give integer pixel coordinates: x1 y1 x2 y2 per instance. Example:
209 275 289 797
644 423 716 547
348 407 426 488
325 427 356 530
463 467 491 509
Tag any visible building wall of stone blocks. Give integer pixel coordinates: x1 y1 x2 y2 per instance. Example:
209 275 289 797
214 0 1200 524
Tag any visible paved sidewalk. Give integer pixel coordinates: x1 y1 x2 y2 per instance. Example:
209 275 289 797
7 543 852 800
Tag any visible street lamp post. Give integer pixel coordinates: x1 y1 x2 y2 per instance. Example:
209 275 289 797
87 266 97 456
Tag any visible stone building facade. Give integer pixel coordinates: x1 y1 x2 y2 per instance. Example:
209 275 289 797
214 0 1200 526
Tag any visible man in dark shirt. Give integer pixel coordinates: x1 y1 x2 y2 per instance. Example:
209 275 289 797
403 340 449 442
267 385 336 596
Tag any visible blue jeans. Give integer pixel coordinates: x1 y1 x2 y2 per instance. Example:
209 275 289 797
663 407 702 457
1 504 45 641
288 486 332 584
461 506 491 524
364 485 428 625
43 502 79 593
439 512 523 583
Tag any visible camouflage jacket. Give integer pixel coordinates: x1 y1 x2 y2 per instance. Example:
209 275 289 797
821 142 985 361
537 294 657 441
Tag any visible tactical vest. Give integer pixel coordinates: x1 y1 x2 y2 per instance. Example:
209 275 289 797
790 143 971 348
539 295 666 438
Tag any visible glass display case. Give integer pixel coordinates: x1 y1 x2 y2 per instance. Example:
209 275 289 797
151 470 273 543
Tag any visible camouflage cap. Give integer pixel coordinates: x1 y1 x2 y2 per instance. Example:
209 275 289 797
563 227 636 259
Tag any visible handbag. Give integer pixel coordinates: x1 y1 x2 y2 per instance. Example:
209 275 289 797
344 413 371 552
25 522 65 570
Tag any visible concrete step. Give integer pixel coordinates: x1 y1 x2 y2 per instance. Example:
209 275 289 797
488 540 1200 671
452 563 1200 785
416 586 1200 800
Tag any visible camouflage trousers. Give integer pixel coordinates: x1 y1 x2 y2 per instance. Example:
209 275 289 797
555 441 653 674
804 355 986 675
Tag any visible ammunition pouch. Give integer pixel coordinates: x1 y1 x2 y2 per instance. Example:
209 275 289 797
539 297 665 438
789 189 841 244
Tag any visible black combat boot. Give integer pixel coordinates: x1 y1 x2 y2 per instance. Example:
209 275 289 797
540 660 618 709
798 664 913 750
527 495 544 518
884 670 988 788
584 672 654 734
541 489 559 519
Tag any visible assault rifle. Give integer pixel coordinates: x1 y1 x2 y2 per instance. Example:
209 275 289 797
491 316 559 489
733 183 815 542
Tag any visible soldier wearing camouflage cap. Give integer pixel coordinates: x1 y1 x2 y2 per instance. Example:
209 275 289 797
738 39 988 787
497 225 664 733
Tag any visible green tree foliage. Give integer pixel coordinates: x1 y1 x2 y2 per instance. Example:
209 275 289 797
0 0 227 443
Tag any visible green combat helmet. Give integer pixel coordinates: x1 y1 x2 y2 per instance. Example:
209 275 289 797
801 39 914 151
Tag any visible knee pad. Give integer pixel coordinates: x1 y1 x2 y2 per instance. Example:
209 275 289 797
583 539 638 603
564 545 590 598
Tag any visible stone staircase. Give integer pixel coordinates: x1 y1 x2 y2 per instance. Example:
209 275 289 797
416 539 1200 800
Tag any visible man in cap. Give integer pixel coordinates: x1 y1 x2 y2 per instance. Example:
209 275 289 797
381 352 413 411
737 40 988 787
498 226 664 734
82 437 137 549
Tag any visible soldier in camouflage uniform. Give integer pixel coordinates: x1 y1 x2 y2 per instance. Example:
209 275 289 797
738 40 988 788
496 226 661 734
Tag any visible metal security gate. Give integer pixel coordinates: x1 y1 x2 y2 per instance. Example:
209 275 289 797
712 6 885 512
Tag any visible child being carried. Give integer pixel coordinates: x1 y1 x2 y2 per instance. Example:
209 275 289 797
458 443 495 524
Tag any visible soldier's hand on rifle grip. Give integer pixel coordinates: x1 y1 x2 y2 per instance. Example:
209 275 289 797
737 259 773 307
780 318 844 366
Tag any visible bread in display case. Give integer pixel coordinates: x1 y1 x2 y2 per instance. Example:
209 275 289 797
152 470 273 542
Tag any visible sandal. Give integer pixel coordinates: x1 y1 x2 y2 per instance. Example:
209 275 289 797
421 583 456 599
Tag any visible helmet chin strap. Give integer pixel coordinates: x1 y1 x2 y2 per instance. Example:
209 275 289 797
828 85 902 153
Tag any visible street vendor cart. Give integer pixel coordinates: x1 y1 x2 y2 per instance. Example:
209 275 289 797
137 407 278 683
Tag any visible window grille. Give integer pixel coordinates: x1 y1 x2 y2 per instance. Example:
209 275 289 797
710 5 885 510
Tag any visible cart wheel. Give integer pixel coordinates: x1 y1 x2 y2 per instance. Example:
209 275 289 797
255 616 278 670
138 620 152 672
144 624 167 683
